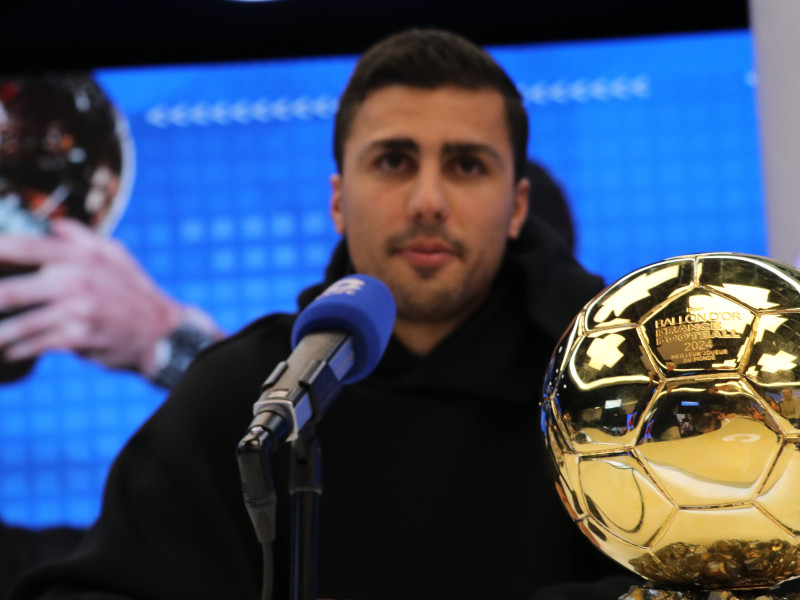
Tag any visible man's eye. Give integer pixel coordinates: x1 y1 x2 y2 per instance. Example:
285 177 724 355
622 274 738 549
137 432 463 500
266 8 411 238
452 156 485 176
376 152 409 172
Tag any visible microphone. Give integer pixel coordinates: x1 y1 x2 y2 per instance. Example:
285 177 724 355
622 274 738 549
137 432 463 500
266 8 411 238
240 274 396 449
237 274 394 598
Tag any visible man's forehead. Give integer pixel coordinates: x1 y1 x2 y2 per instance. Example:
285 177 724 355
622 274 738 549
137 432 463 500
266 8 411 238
344 86 511 155
357 83 504 111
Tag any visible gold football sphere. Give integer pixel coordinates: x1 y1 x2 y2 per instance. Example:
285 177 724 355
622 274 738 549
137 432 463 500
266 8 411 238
541 253 800 590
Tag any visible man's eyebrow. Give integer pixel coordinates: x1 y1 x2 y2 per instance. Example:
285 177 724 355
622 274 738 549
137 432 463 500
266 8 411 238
358 138 503 163
441 142 503 163
362 138 420 156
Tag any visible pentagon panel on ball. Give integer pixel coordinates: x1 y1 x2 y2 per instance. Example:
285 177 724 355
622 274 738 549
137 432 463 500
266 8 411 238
541 253 800 598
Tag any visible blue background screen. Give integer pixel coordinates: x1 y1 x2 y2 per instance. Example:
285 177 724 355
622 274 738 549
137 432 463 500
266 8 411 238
0 29 764 528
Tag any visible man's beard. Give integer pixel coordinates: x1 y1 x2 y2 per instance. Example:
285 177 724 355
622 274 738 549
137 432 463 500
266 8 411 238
391 282 469 323
381 224 472 323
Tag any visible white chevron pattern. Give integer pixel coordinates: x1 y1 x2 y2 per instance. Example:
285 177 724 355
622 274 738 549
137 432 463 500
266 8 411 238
143 76 657 128
518 75 651 105
144 95 339 128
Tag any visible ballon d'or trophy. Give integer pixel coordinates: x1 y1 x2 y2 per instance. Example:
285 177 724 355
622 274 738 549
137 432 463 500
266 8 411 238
542 253 800 600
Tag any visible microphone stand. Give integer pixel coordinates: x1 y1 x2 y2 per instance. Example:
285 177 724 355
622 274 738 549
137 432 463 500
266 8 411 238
289 427 322 600
237 411 287 600
238 405 323 600
238 355 338 600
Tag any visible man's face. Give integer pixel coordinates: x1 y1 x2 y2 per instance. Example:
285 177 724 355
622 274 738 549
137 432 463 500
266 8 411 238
331 85 529 327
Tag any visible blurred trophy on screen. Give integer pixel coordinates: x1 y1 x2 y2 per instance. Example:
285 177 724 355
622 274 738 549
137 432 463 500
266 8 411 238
0 73 133 235
542 253 800 600
0 73 134 381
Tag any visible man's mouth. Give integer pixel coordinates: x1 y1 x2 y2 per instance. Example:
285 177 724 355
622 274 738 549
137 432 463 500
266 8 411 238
393 239 459 269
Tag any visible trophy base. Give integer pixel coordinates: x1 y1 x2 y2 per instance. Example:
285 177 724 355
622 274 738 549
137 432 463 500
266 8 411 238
620 586 800 600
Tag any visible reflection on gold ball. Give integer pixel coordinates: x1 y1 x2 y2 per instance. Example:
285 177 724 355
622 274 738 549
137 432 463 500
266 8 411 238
541 253 800 590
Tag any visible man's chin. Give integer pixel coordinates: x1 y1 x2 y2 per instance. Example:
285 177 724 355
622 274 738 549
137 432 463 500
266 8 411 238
392 285 465 323
409 265 442 281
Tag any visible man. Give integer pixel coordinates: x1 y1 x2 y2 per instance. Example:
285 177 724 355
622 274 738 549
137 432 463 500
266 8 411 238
12 29 626 599
0 161 579 598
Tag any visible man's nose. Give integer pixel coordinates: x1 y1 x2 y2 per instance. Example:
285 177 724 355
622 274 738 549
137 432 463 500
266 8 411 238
406 164 449 224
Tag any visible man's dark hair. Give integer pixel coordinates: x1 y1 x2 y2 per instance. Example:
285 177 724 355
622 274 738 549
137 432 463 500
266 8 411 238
333 29 529 181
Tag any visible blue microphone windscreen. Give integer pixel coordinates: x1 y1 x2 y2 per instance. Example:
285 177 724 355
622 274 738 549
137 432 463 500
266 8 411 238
291 274 396 384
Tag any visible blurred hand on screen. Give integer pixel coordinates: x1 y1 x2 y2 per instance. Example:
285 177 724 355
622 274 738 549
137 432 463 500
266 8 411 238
0 218 223 382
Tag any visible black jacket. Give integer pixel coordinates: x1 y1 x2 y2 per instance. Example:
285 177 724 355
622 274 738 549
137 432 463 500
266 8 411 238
12 218 628 600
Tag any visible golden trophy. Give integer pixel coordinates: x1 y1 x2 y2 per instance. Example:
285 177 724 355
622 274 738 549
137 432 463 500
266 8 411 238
541 253 800 600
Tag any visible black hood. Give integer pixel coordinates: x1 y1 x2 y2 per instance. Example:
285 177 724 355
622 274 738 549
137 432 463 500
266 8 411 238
507 213 605 340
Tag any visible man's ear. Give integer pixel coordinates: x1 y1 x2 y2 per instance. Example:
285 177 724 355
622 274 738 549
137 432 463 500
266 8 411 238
507 177 530 240
330 173 346 235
